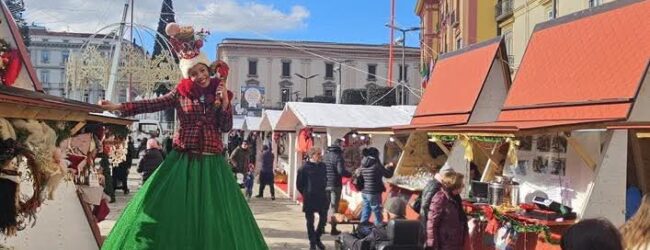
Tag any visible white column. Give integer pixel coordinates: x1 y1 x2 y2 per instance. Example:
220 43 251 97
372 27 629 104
287 131 297 199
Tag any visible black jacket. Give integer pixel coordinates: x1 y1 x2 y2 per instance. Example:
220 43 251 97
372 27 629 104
359 156 394 194
297 161 328 212
419 179 442 225
323 146 351 189
137 149 164 180
261 150 274 173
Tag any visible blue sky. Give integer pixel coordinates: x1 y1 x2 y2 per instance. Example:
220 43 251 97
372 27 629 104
205 0 421 58
26 0 421 60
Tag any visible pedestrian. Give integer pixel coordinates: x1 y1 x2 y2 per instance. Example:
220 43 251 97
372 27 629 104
228 130 242 155
323 139 351 235
297 147 328 250
561 218 622 250
98 152 115 203
358 147 395 226
426 171 468 250
136 139 164 183
113 136 135 195
419 164 457 226
97 21 266 249
621 194 650 249
244 163 255 200
247 132 258 164
229 140 251 174
256 145 275 200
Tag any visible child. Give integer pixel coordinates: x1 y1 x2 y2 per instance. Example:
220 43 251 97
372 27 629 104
244 163 255 200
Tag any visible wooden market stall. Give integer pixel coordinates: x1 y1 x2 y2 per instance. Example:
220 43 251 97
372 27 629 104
0 1 136 248
388 36 512 219
259 109 292 194
274 102 415 202
426 1 650 249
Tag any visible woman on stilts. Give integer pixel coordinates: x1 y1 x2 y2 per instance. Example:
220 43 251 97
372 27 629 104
98 22 268 250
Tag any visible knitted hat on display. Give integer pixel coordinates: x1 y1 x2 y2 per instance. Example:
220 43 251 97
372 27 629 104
165 22 211 79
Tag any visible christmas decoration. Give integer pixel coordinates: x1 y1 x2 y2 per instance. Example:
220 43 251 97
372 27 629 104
467 205 561 245
0 38 21 86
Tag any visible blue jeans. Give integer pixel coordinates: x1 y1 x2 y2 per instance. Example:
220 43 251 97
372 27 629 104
360 193 383 226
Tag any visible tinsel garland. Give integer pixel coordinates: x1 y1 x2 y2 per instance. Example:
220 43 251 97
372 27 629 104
468 206 561 245
429 134 506 143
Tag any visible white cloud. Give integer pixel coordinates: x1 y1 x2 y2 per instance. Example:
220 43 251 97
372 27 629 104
24 0 309 34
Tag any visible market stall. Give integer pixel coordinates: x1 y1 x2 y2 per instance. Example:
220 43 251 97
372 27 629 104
0 2 138 248
258 110 291 193
274 102 415 203
386 36 512 221
421 2 650 249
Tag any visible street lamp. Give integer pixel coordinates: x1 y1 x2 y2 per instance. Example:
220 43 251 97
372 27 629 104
294 73 319 99
385 24 421 105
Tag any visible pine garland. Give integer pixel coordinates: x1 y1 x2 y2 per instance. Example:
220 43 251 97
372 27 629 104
468 208 561 245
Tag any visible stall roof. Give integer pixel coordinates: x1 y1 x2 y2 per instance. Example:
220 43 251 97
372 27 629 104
433 0 650 134
244 116 262 131
276 102 415 131
87 112 136 126
408 37 508 127
233 117 245 130
1 1 42 91
0 85 102 121
259 110 283 131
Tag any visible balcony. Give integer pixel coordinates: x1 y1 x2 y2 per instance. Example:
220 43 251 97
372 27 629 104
495 0 513 22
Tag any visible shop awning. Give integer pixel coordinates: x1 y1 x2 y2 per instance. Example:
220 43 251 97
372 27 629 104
405 37 509 129
428 0 650 135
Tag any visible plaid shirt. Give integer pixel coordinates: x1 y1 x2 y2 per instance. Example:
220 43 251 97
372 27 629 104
120 88 233 154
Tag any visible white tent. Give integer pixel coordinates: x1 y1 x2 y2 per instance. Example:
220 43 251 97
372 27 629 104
259 110 283 131
275 102 416 201
244 116 262 131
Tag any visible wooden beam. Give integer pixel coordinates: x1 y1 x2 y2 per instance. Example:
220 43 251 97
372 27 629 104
476 141 503 182
70 121 87 135
630 133 648 193
433 139 450 156
565 135 597 172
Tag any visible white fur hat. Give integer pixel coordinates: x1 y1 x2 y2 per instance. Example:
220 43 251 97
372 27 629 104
178 51 210 79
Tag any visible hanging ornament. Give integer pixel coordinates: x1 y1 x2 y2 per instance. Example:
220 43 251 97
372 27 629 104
0 39 21 86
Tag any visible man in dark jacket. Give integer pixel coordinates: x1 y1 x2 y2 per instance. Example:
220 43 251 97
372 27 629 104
137 139 164 183
229 140 251 174
297 147 328 250
322 139 351 235
358 147 395 226
256 145 275 200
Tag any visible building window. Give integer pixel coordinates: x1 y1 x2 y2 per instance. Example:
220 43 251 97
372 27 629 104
589 0 602 8
456 37 463 50
325 63 334 79
248 58 258 76
323 82 336 97
63 39 69 43
546 6 554 20
61 50 69 64
83 89 90 102
324 89 334 97
41 50 50 64
39 70 49 84
367 64 377 81
398 65 409 82
281 60 291 78
504 30 514 64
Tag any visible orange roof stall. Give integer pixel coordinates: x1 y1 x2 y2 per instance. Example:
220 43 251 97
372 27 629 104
391 37 512 191
429 1 650 249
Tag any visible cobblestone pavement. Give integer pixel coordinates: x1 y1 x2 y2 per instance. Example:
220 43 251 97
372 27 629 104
99 171 352 250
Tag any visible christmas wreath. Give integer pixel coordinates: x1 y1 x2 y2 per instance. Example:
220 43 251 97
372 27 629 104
0 38 22 86
0 138 44 236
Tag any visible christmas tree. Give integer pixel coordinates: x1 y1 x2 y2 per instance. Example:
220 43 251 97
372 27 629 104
5 0 30 46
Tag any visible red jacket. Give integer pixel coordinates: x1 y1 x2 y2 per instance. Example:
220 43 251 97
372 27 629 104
120 82 233 154
426 189 467 250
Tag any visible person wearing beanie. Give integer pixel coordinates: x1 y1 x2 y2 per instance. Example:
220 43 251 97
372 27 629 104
322 138 351 235
420 163 457 225
136 139 164 183
99 23 267 249
256 145 275 200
